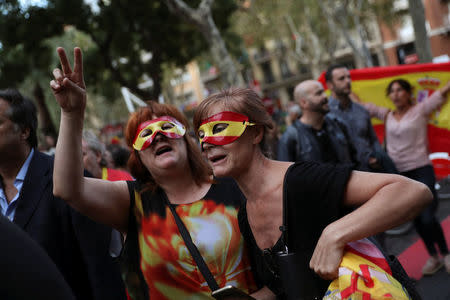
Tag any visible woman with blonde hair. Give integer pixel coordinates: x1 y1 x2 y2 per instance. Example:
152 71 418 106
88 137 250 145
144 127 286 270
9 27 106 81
193 87 431 299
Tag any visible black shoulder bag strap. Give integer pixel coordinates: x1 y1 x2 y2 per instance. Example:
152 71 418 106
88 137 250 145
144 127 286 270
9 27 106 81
162 191 220 292
280 169 289 252
292 120 303 155
277 164 321 300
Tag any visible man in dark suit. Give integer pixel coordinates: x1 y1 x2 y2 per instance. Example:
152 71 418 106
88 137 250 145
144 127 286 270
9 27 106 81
0 89 126 300
0 214 75 300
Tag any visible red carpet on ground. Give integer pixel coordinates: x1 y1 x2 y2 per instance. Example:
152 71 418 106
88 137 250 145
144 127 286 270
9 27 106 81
397 216 450 280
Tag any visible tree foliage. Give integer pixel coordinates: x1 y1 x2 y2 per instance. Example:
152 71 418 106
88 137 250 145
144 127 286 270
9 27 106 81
0 0 238 137
232 0 401 73
0 0 238 100
164 0 244 87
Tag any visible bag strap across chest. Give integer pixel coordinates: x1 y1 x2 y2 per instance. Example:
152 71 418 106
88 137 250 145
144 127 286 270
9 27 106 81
162 191 220 292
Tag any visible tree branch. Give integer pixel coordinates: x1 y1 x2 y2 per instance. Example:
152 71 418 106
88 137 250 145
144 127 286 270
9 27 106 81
356 0 373 66
199 0 214 15
316 0 337 61
164 0 204 27
321 0 364 64
164 0 244 87
89 31 153 99
284 14 307 63
33 83 57 138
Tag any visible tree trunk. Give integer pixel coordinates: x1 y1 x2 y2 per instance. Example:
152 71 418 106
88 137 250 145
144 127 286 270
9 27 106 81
164 0 244 88
284 14 321 78
353 0 373 67
320 0 373 67
408 0 433 63
147 61 162 101
33 83 57 139
304 10 326 78
200 15 245 87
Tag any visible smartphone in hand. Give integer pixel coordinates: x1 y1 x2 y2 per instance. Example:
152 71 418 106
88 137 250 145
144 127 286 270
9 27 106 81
211 285 256 300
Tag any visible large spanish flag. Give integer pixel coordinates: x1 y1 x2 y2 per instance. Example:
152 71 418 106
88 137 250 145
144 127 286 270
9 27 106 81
318 63 450 153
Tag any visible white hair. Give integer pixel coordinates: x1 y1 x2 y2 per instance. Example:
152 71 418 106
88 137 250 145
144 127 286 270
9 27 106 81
82 130 105 155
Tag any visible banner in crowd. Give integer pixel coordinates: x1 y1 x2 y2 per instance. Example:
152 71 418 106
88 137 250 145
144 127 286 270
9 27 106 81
319 62 450 153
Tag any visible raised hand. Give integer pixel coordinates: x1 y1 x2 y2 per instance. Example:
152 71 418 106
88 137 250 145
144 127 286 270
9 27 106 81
50 47 86 114
439 80 450 97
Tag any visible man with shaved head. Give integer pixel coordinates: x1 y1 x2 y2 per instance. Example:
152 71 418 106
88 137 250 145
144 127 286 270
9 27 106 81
277 80 356 164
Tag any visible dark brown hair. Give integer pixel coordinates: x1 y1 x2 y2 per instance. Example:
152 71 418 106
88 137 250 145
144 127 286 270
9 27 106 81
325 63 348 82
125 101 212 191
0 89 38 148
193 88 274 155
386 78 413 97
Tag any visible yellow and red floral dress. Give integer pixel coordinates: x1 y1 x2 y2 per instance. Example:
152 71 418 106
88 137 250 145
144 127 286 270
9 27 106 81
121 179 256 300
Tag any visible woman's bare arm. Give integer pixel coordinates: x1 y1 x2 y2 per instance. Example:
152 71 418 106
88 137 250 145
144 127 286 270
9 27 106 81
51 47 130 232
310 171 431 279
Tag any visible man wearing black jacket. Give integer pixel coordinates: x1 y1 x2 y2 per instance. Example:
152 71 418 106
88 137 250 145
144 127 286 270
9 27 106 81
278 80 356 165
0 89 126 300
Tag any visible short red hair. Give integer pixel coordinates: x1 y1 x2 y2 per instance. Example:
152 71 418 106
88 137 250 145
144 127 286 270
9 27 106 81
125 101 212 191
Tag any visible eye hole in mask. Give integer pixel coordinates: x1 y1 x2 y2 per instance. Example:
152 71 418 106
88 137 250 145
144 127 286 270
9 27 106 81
197 111 255 146
140 128 153 137
132 116 186 151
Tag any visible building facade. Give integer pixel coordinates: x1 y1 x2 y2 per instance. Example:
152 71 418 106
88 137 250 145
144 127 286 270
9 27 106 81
380 0 450 65
166 0 449 107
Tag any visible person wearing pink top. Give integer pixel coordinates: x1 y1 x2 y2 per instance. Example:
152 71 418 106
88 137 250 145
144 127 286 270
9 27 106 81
364 79 450 276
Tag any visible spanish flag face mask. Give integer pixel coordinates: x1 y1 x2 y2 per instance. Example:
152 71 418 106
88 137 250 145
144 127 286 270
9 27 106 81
132 116 186 151
197 111 255 146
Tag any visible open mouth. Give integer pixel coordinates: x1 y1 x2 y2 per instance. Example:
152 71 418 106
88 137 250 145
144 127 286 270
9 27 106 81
155 145 172 156
210 154 226 163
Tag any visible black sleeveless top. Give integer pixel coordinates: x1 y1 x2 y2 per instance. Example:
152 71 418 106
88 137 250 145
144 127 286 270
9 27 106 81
238 161 352 298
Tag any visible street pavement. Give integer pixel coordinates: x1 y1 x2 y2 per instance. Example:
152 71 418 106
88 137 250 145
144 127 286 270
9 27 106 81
384 180 450 300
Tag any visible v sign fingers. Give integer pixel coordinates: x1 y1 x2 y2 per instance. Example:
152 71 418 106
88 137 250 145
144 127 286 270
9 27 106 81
51 47 87 114
62 77 86 95
73 47 85 88
56 47 85 89
57 47 72 76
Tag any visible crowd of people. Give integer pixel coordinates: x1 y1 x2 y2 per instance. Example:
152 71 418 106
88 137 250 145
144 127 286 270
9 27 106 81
0 46 449 300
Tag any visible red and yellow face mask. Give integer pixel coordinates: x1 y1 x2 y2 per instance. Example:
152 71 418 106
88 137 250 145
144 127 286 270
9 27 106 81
197 111 255 146
133 116 186 151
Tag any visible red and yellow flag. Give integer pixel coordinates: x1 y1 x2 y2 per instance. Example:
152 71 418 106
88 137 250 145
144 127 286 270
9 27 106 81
324 239 411 300
319 62 450 153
